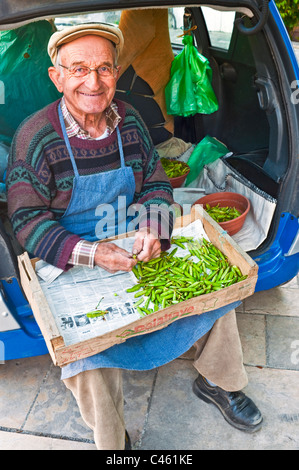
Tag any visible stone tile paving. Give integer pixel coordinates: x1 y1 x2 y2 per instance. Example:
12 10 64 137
239 275 299 372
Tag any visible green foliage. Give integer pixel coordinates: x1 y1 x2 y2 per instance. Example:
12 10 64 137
275 0 299 35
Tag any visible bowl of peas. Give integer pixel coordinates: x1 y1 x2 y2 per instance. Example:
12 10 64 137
160 157 190 188
193 192 250 236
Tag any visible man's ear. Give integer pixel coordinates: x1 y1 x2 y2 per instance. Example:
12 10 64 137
115 65 121 81
48 66 64 93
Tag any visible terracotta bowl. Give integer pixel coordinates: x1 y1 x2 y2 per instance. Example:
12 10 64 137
193 192 250 236
169 168 190 188
163 160 190 188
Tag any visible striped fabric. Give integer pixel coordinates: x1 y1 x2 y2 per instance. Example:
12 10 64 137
6 98 174 270
69 239 99 268
60 97 121 140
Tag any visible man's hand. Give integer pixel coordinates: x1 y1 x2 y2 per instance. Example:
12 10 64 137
132 228 161 263
94 228 161 273
94 242 137 273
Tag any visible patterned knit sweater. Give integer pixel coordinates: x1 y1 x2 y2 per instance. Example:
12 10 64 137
6 99 174 270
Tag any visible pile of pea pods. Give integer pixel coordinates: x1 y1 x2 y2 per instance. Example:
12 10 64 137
160 157 190 178
205 203 242 223
127 236 247 316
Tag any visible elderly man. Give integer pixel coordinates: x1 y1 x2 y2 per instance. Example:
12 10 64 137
7 23 262 450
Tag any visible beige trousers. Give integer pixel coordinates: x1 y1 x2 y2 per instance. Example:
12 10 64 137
63 309 247 450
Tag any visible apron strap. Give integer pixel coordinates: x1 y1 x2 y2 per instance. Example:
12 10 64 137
58 103 79 178
116 127 125 168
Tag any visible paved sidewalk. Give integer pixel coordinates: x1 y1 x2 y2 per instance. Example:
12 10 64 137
0 274 298 450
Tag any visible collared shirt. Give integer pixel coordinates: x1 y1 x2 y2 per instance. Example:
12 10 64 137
60 96 121 140
62 98 121 267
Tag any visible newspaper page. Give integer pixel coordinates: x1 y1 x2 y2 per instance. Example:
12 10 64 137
36 219 208 346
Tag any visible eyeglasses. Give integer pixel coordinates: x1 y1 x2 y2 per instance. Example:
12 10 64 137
59 64 119 78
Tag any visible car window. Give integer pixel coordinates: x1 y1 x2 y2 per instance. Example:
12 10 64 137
54 11 122 30
168 7 185 46
201 6 235 50
54 8 186 46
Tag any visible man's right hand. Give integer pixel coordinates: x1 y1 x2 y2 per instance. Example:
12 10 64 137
94 242 137 273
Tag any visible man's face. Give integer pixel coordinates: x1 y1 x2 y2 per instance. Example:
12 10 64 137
49 35 119 120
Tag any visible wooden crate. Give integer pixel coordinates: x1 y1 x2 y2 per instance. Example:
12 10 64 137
18 208 258 367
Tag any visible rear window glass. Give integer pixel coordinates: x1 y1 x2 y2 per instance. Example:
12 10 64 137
201 6 235 50
54 8 186 46
168 8 185 46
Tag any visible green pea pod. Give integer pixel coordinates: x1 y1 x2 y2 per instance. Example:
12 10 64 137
134 297 145 308
151 289 156 302
160 290 174 298
220 266 231 280
144 296 151 309
143 266 156 272
193 289 206 296
173 240 185 249
137 307 146 317
86 310 108 318
169 247 179 257
126 284 142 293
134 290 147 298
147 257 161 266
137 263 143 278
132 266 139 278
232 265 242 277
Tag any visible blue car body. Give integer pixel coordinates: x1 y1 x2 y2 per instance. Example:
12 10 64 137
0 0 298 360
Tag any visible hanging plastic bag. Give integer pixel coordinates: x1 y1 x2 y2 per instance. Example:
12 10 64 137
165 35 219 117
185 135 229 186
0 20 61 144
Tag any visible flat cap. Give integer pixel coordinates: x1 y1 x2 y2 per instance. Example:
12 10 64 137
48 23 124 64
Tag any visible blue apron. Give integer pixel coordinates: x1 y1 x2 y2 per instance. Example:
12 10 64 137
57 104 240 379
58 104 135 240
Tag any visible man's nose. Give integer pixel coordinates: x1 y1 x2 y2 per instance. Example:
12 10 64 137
84 70 103 87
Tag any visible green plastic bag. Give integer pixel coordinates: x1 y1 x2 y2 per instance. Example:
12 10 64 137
0 21 61 144
185 135 228 186
165 35 218 117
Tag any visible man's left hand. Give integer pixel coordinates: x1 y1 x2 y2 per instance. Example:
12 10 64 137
132 228 161 262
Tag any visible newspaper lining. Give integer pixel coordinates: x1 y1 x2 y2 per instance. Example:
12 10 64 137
36 220 208 346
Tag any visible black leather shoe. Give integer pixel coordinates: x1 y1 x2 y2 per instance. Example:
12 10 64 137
193 374 263 433
125 430 132 450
